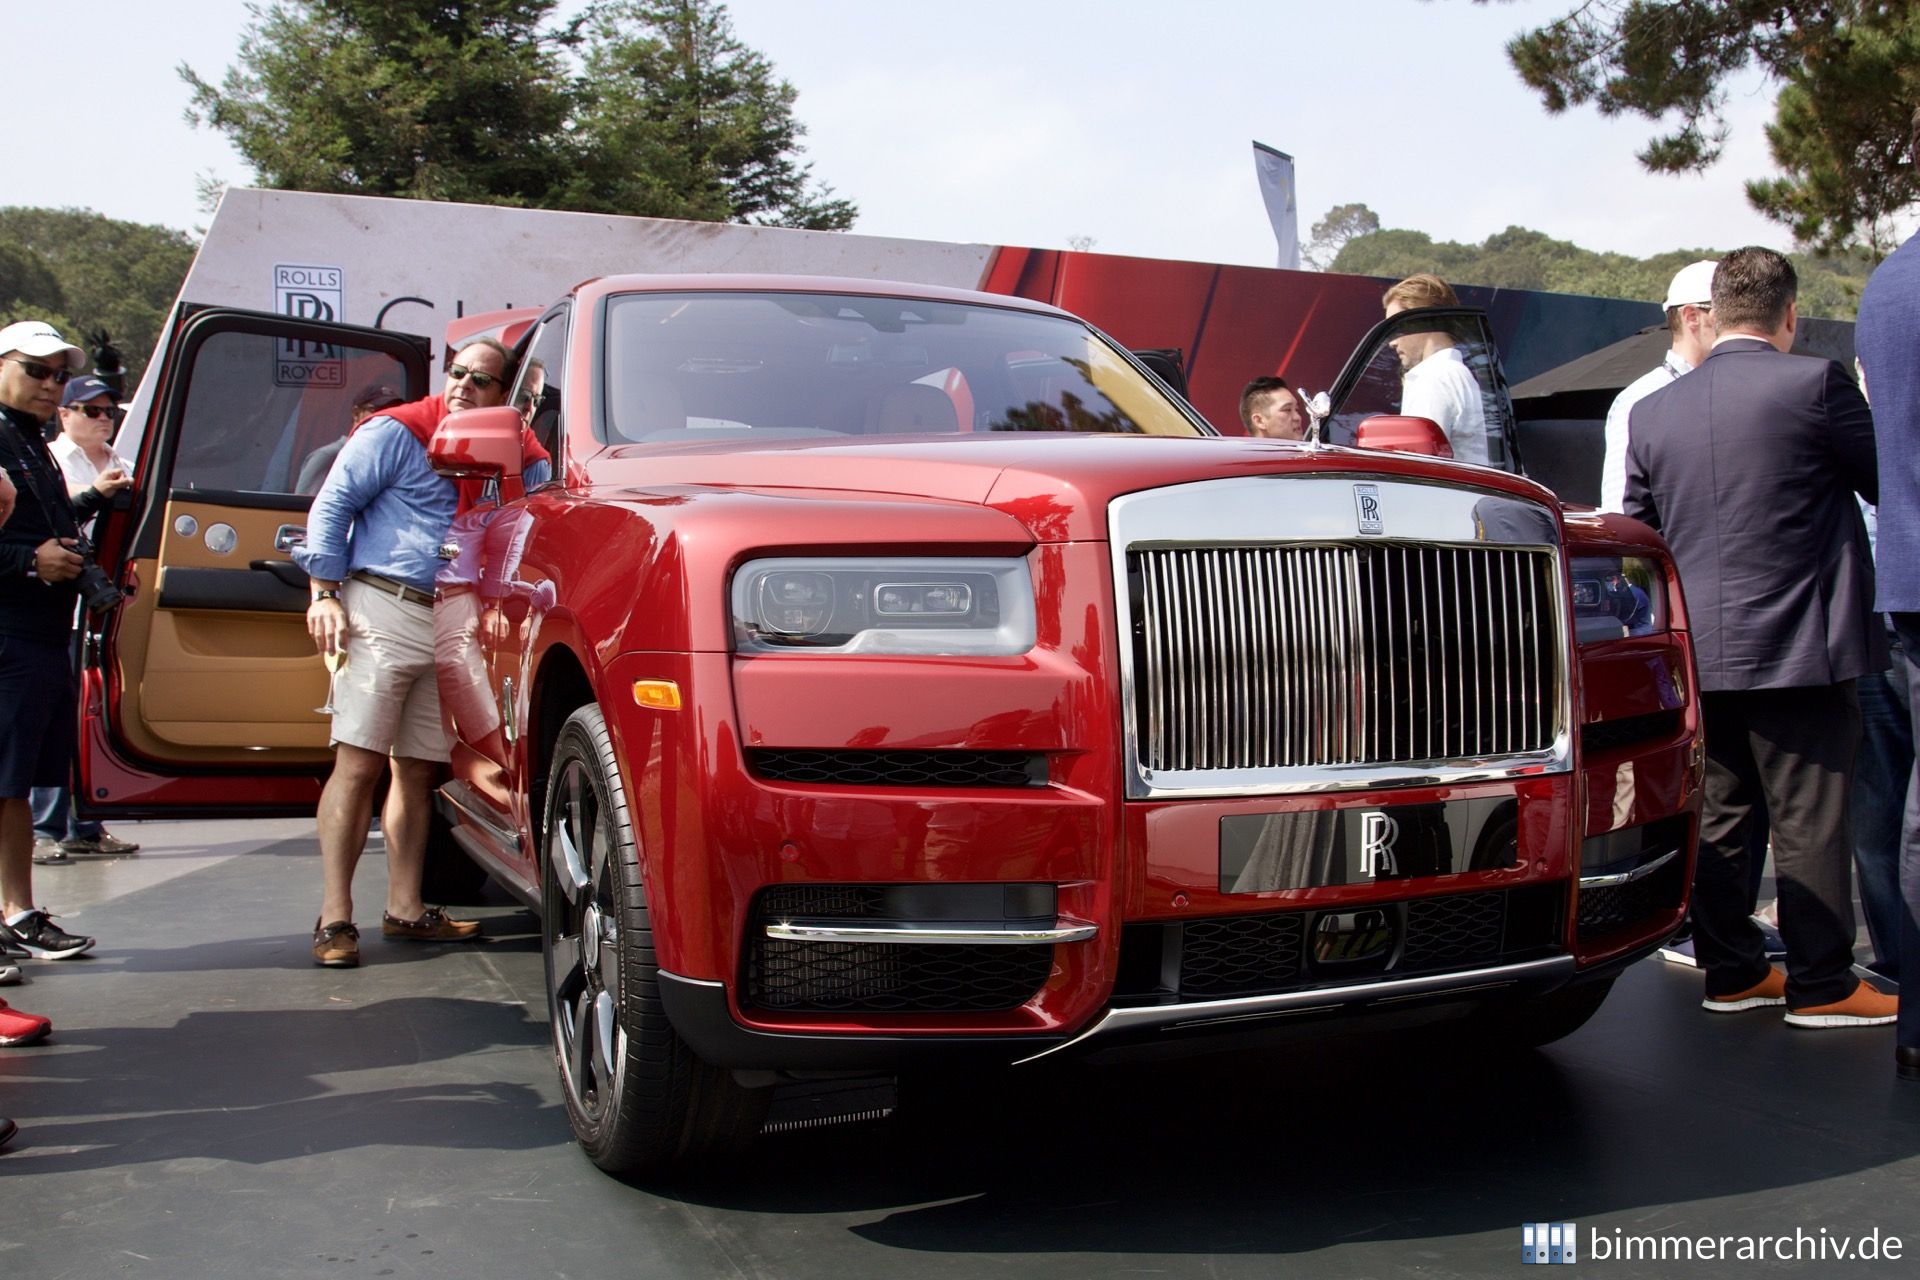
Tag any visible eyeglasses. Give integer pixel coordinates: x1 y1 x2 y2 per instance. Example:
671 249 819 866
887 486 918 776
5 357 72 385
447 364 502 391
66 404 116 420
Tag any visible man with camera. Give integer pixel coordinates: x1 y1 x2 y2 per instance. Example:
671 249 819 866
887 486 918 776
29 375 140 864
0 320 126 962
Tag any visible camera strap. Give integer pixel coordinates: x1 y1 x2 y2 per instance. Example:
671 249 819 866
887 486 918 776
0 415 87 543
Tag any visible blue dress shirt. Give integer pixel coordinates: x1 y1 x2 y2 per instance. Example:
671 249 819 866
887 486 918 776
295 416 552 594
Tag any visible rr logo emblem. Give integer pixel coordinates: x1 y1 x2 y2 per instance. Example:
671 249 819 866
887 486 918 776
1359 811 1399 877
1354 483 1384 535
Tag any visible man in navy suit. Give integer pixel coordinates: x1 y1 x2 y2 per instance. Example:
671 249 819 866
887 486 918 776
1626 246 1897 1029
1857 105 1920 1080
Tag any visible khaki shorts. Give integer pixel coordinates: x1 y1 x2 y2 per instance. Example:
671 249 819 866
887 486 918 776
329 578 450 762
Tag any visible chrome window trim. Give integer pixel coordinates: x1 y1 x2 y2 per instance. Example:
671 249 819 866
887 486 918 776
1108 474 1574 799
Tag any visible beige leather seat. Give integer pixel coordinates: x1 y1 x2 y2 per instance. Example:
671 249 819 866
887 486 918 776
865 383 958 435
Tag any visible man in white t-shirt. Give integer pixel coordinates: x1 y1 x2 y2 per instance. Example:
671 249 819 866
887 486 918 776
1381 274 1489 466
1597 259 1718 513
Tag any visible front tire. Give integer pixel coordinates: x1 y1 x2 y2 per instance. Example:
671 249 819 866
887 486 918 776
541 704 768 1174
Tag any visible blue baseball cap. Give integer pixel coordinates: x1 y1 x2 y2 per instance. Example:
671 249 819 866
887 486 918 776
61 375 115 407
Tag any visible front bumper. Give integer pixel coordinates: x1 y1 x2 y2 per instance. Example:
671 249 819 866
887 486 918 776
660 931 1672 1071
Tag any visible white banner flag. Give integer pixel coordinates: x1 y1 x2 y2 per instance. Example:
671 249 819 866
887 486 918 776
1253 142 1300 271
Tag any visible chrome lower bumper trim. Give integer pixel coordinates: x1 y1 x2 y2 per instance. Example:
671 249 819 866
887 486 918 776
765 920 1097 946
1016 954 1578 1064
1578 847 1680 889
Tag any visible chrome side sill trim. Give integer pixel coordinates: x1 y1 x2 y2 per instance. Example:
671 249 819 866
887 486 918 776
1016 954 1578 1064
1578 847 1680 890
439 779 520 848
765 920 1097 946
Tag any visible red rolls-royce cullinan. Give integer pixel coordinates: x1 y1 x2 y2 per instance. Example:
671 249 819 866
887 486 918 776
90 276 1699 1174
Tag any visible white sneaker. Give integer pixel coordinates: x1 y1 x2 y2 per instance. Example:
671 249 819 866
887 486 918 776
1659 936 1699 967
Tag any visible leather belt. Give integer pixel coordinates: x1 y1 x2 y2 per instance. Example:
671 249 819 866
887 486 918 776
351 571 435 608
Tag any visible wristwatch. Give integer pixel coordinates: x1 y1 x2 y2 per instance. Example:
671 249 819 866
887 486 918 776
312 588 342 603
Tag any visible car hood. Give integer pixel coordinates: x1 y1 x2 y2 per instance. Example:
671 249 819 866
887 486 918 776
589 433 1557 543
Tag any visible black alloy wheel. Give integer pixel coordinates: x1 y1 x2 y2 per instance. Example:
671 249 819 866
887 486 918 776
541 703 767 1174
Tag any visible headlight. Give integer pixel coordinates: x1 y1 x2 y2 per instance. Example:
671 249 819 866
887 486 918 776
1571 556 1668 644
732 557 1037 655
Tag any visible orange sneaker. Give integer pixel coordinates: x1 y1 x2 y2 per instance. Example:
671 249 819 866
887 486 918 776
1702 965 1786 1013
1785 981 1898 1028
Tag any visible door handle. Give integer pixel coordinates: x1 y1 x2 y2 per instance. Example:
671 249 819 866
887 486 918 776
275 524 307 552
251 560 309 590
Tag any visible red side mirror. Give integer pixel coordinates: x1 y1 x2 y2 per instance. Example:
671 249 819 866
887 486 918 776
1355 414 1453 459
429 406 525 480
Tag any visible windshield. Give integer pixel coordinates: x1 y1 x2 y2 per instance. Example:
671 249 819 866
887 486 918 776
600 291 1204 444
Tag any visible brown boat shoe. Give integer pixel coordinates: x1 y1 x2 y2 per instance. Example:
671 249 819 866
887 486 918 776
312 920 360 968
381 907 482 943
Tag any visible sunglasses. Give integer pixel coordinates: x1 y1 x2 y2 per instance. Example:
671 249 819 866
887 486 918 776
66 404 116 420
447 364 502 391
6 357 72 385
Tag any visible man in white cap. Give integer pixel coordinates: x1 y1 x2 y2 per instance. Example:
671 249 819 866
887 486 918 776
1598 259 1718 514
0 320 123 963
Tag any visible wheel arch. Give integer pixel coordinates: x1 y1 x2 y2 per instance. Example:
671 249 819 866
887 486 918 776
528 640 597 864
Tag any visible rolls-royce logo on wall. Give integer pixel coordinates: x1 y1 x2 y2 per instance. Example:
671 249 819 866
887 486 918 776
1354 483 1384 534
272 262 345 388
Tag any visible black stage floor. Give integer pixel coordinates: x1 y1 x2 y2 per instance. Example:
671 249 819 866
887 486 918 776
2 820 1915 1278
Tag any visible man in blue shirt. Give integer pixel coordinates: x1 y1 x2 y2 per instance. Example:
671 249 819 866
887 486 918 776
295 338 541 968
1857 104 1920 1083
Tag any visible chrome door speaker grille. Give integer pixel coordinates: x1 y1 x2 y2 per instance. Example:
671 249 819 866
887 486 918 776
1109 476 1572 797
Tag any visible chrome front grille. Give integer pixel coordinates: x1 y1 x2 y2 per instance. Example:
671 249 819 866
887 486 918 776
1129 541 1561 777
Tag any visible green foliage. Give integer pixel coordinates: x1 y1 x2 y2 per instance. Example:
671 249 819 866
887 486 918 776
183 0 854 229
1303 203 1381 270
1326 213 1873 318
1495 0 1920 252
564 1 853 228
182 0 577 206
0 208 198 387
1746 10 1920 252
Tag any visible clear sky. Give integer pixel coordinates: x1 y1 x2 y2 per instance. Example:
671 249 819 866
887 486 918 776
19 0 1790 270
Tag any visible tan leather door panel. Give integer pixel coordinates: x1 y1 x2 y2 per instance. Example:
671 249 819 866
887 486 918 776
112 499 332 764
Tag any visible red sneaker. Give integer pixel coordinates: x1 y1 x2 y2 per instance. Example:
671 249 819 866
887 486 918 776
0 999 52 1047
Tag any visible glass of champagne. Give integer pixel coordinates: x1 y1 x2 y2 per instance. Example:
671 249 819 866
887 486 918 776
315 647 347 715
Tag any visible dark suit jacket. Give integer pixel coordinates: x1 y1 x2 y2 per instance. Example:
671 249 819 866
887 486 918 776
1623 335 1883 691
1858 228 1920 612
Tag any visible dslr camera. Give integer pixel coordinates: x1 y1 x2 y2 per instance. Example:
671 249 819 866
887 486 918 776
69 533 124 615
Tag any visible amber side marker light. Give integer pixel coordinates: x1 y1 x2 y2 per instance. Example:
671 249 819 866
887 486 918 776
632 679 683 710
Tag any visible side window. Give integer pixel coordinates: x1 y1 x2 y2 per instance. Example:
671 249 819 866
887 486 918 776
171 330 413 497
511 314 568 474
1329 313 1517 471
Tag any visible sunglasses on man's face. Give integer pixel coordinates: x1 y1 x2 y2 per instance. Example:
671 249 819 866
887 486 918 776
6 357 72 385
447 363 502 391
66 404 116 420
